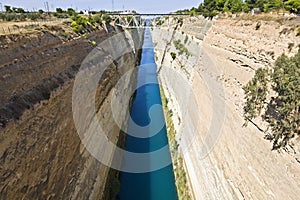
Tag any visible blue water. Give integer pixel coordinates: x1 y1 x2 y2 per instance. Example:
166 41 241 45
119 28 178 200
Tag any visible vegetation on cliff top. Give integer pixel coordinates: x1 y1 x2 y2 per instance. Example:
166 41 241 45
243 48 300 149
0 5 112 23
177 0 300 18
0 6 44 21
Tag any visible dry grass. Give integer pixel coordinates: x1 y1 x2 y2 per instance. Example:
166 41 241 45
237 13 300 25
0 19 69 35
217 12 300 27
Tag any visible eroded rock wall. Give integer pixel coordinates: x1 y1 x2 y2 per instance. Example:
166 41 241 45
152 15 300 200
0 25 143 199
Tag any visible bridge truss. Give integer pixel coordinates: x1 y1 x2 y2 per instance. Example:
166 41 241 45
109 13 189 29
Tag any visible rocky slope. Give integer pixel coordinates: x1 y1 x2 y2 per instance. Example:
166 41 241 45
152 15 300 200
0 24 143 199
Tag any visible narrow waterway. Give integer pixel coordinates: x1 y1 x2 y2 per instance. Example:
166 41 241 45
119 28 178 200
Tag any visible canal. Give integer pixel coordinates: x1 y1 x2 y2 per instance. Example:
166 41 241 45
119 27 178 200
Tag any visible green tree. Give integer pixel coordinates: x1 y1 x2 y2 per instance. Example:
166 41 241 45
243 68 269 124
56 8 63 13
67 8 76 16
284 0 300 13
245 0 257 10
189 9 197 16
16 7 25 13
12 7 17 13
201 0 244 16
244 48 300 149
222 0 244 13
4 5 12 13
255 0 282 12
203 0 219 18
230 0 244 12
216 0 228 11
269 50 300 148
197 4 205 13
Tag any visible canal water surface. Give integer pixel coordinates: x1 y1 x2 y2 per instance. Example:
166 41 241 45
119 28 178 200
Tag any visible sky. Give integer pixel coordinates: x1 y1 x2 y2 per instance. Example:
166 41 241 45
0 0 202 13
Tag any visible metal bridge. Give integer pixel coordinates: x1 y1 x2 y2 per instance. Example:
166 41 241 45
109 13 189 28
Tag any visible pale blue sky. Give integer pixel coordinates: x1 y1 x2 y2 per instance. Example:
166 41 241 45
0 0 202 13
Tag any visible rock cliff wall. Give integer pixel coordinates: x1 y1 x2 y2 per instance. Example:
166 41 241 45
0 24 143 199
152 15 300 200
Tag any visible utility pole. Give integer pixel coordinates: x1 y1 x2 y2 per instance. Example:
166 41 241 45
0 3 2 12
46 2 49 13
44 2 49 13
46 2 49 15
112 0 114 12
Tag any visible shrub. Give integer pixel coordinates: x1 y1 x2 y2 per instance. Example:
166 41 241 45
72 26 78 33
102 14 112 23
155 18 163 26
19 14 26 21
4 13 17 21
173 39 190 57
178 17 183 27
184 35 188 44
71 21 77 28
77 25 85 34
190 10 196 16
27 13 41 21
288 43 294 52
88 15 96 24
70 15 91 34
170 52 176 60
56 13 69 18
255 21 261 30
93 14 102 24
91 40 97 46
24 24 38 29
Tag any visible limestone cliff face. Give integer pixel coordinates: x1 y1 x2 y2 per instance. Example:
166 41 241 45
152 15 300 200
0 25 143 199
